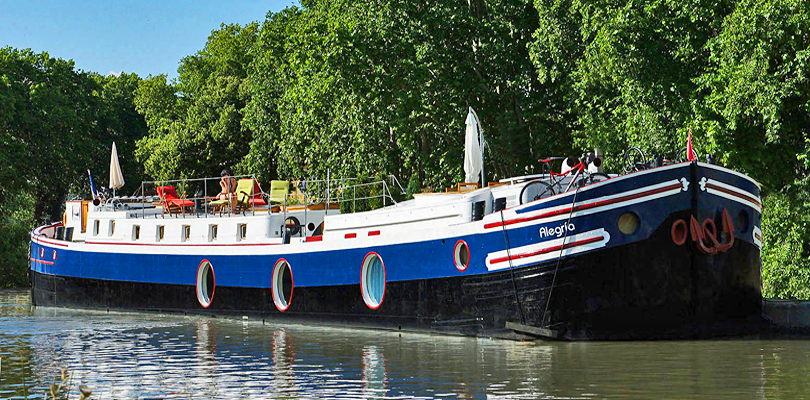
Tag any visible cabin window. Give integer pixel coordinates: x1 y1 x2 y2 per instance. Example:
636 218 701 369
238 224 247 241
157 225 165 241
133 225 140 240
209 225 218 242
109 220 115 236
93 220 99 236
183 225 191 242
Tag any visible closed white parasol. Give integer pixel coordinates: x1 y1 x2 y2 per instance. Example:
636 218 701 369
109 142 125 197
464 107 485 185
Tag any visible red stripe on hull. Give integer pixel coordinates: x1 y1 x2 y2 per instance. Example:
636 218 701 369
705 183 761 208
490 236 604 265
485 184 682 229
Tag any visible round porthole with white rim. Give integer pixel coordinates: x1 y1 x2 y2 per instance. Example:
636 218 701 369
361 252 386 310
196 259 215 308
454 240 469 271
272 259 294 312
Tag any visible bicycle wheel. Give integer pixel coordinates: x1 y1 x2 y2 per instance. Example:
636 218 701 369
519 180 556 205
622 147 647 173
675 147 701 162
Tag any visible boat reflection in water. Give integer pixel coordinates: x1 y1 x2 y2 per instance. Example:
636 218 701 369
2 290 810 399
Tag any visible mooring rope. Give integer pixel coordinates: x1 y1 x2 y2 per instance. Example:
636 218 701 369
541 182 582 328
500 209 526 325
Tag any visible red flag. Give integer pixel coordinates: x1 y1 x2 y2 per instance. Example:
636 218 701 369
687 127 697 161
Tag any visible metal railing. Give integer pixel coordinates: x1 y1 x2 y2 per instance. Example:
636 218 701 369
124 174 406 221
276 174 406 240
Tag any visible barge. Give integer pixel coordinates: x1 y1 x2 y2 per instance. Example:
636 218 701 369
29 157 764 340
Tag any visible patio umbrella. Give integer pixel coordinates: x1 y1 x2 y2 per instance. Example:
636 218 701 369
109 142 125 197
464 107 484 185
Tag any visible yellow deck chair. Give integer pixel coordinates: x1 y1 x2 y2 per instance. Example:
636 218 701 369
210 179 255 213
269 180 290 205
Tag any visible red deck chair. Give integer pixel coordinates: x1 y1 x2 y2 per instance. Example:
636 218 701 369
249 180 267 207
156 185 194 214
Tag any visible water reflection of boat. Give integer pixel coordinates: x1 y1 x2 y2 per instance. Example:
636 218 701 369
29 155 763 340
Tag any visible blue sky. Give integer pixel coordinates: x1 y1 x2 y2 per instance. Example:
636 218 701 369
0 0 295 79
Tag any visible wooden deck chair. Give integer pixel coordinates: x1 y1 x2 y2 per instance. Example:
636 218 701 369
156 186 193 215
269 180 290 205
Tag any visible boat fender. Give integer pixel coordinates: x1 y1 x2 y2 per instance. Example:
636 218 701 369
671 219 688 246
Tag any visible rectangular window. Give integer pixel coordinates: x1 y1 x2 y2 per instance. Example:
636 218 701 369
209 225 218 242
183 225 191 242
109 220 116 236
238 224 247 241
157 225 165 241
133 225 140 240
93 220 99 236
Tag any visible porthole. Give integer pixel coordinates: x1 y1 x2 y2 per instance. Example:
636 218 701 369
361 252 386 309
618 212 640 235
196 260 215 308
52 250 57 260
307 222 316 232
40 248 44 258
454 240 470 271
272 259 294 312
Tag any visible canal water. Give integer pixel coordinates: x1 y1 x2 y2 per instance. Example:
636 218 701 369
1 289 809 399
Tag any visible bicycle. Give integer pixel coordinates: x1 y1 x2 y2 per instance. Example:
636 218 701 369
519 154 611 204
621 146 701 173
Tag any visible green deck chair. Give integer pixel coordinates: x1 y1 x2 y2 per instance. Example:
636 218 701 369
269 180 290 205
209 179 255 213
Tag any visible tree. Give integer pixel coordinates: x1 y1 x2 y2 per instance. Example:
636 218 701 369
135 23 259 181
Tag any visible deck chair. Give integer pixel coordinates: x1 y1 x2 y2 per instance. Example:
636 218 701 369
156 186 194 215
269 180 290 205
249 180 267 207
209 179 255 214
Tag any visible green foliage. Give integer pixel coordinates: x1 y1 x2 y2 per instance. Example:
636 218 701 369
0 47 148 287
134 23 260 181
0 191 35 288
697 0 810 189
761 190 810 299
243 0 573 190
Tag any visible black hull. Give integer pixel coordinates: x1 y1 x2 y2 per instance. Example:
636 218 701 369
31 211 763 340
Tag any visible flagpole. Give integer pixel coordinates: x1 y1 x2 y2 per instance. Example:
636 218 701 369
470 107 485 187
